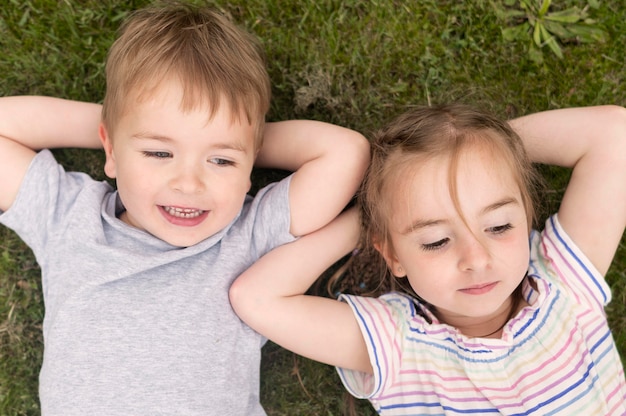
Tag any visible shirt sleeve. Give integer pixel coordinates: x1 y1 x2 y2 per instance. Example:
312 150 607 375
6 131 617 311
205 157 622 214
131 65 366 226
335 293 410 399
243 174 295 259
0 150 107 262
530 214 611 312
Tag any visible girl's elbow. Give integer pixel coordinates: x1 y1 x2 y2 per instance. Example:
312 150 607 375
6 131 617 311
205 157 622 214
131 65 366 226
228 278 251 317
601 105 626 145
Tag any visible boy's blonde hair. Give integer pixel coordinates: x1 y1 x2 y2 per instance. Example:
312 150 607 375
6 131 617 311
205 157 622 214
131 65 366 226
101 1 271 149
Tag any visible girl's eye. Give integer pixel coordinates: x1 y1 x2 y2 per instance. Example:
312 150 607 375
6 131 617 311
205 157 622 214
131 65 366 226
142 151 171 159
209 157 235 166
422 238 449 252
488 223 513 235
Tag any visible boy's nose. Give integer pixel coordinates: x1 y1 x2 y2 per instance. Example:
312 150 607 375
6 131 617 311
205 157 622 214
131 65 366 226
170 165 205 194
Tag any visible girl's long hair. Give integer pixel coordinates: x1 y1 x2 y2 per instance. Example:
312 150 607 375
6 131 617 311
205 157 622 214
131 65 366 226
330 103 543 303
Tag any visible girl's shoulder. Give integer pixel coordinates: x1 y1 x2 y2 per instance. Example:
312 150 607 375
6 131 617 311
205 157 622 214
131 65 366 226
529 214 611 310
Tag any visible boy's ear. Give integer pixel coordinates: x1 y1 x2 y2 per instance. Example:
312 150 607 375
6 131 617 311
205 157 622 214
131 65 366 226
373 239 406 278
99 124 117 179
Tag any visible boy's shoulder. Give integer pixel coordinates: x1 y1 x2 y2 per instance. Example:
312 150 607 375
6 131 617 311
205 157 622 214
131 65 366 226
0 149 113 235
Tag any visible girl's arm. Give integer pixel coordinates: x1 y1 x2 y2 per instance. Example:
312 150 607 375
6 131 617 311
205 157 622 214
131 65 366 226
510 105 626 275
229 208 373 374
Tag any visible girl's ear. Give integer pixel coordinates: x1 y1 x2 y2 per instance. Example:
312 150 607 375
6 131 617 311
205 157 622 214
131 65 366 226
99 124 117 179
373 239 406 278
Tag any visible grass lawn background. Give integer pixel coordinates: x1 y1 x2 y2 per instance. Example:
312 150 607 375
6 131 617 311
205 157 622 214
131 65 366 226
1 1 625 414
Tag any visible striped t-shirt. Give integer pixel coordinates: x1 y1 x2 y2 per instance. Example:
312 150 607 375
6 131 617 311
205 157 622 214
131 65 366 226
337 215 626 415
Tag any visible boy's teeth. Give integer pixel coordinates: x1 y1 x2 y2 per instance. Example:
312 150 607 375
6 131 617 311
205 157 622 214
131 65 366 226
163 206 203 218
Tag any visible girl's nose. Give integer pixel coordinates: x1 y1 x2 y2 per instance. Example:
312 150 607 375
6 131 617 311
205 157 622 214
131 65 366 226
457 235 491 272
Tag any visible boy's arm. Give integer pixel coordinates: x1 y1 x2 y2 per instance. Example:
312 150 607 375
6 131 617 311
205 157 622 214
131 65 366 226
0 96 102 211
0 96 102 150
0 136 36 212
256 121 370 237
229 208 373 373
510 105 626 275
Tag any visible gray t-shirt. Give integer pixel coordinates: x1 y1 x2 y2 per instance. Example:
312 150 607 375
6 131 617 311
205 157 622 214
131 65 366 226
0 150 295 416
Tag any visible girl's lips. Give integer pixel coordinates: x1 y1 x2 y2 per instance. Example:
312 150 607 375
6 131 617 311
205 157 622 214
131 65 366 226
159 205 209 227
459 282 498 295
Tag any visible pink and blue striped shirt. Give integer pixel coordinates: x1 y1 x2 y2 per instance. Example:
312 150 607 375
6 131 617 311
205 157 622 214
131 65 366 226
338 215 626 415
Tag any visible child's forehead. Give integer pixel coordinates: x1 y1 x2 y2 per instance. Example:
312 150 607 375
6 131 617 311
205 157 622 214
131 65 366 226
130 79 215 112
386 151 522 233
111 81 257 152
386 145 520 211
123 79 251 127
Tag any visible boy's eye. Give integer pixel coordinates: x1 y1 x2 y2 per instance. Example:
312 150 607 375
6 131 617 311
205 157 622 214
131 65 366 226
209 157 235 166
488 223 513 235
142 151 172 159
422 238 449 251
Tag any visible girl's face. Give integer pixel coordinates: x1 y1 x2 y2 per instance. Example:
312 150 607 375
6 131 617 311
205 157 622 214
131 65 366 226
379 144 530 333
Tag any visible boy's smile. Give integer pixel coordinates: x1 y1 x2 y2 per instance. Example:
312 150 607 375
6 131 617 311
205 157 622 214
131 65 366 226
99 78 256 247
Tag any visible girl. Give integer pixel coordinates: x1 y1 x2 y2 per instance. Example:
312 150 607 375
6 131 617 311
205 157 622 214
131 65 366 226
230 104 626 414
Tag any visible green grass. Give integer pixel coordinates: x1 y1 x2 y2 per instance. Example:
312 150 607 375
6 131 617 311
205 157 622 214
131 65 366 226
1 0 625 414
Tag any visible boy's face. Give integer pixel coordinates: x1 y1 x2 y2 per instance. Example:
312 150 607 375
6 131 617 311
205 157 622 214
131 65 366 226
99 79 256 247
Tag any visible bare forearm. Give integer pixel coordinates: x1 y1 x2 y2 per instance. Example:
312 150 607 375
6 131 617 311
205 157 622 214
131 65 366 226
229 208 370 372
0 96 102 150
231 208 360 300
509 105 624 167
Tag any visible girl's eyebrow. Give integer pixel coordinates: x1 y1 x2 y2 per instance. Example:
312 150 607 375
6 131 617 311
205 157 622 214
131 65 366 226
481 197 519 215
401 218 444 235
401 197 520 235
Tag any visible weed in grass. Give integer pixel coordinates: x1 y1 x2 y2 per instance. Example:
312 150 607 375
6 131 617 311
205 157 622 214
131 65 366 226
499 0 609 63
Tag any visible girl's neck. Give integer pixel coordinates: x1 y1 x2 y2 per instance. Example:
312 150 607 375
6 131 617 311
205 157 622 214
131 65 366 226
437 284 526 339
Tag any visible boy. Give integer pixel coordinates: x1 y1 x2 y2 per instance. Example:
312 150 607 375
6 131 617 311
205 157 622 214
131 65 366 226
0 3 369 415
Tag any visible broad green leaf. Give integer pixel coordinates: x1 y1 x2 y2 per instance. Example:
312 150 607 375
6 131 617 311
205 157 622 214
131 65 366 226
520 0 535 13
587 0 600 9
542 20 572 39
567 24 609 43
533 21 542 46
538 0 552 17
502 22 530 42
545 7 583 23
540 23 563 58
546 37 563 58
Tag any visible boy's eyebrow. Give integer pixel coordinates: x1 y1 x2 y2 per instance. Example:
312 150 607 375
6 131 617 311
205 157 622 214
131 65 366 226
401 197 520 235
131 133 249 152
